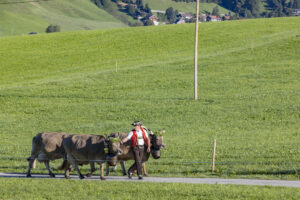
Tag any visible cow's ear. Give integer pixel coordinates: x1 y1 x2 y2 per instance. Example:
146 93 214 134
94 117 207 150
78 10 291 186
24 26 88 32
157 129 166 136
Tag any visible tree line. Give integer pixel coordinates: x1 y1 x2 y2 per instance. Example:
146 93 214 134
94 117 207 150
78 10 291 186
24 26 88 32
221 0 300 18
173 0 300 18
172 0 220 3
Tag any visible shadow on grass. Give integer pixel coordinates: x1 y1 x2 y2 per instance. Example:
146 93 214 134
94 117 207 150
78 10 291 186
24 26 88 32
224 169 300 176
0 94 216 104
0 166 28 170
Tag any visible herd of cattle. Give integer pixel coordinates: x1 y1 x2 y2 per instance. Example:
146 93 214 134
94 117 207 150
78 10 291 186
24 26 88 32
26 128 166 180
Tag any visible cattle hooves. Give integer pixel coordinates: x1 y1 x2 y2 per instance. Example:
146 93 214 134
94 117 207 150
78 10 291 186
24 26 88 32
79 175 85 179
123 173 127 176
86 173 92 178
50 173 55 178
26 174 32 178
100 177 106 180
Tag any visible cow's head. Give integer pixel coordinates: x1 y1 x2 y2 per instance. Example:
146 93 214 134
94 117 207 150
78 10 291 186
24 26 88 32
105 134 123 166
148 128 166 159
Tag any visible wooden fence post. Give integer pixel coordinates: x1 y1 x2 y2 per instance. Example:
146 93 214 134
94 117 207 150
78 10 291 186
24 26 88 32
212 139 216 173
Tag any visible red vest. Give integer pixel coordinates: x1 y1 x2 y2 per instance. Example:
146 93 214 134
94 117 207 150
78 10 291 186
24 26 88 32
131 128 149 147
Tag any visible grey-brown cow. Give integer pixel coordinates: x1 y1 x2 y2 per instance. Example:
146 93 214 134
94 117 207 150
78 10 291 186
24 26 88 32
26 132 69 178
61 134 122 180
106 129 165 176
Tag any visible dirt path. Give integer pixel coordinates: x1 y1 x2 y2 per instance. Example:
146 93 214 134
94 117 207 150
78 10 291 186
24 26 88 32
1 172 300 187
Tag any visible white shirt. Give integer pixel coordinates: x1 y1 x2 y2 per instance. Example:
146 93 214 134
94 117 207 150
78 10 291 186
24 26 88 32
127 129 149 146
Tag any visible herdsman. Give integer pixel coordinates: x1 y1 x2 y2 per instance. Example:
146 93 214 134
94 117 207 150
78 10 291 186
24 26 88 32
121 121 150 180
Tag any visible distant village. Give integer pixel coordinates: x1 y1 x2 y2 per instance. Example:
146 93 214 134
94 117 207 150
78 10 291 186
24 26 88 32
116 0 300 26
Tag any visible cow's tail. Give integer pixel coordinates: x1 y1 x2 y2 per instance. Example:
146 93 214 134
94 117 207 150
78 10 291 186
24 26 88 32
27 133 42 169
32 159 36 168
58 159 68 171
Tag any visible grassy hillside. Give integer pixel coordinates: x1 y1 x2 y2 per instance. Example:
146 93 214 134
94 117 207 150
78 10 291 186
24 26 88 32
144 0 230 14
0 17 299 183
0 0 126 36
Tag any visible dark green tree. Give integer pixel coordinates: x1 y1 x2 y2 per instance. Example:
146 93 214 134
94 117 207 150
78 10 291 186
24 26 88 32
293 0 300 8
212 6 220 15
232 0 245 16
101 0 112 8
46 25 60 33
221 0 234 10
127 4 137 16
144 19 154 26
244 0 260 17
145 3 152 13
165 7 176 23
265 0 295 16
136 0 143 9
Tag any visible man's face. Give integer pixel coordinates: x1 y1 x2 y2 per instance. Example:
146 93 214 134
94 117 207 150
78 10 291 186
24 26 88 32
134 125 141 131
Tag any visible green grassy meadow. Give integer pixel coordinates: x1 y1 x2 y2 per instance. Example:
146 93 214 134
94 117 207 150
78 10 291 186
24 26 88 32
0 0 126 36
0 16 300 188
1 178 300 200
144 0 230 14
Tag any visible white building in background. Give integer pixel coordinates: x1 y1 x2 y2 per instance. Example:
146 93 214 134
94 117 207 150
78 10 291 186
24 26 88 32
293 9 300 16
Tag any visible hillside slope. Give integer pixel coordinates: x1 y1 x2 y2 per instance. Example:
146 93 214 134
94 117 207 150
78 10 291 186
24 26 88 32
0 0 127 36
0 17 300 179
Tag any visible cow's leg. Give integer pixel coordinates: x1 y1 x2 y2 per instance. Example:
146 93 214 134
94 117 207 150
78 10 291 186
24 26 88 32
65 168 70 179
59 160 72 179
72 163 84 179
105 162 110 176
44 161 55 177
100 163 105 180
26 151 39 178
120 161 127 176
64 166 71 179
128 162 137 175
142 162 148 176
86 161 95 177
68 155 84 179
26 157 36 177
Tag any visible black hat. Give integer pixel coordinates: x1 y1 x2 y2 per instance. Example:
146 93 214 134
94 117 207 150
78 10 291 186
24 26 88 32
131 121 143 126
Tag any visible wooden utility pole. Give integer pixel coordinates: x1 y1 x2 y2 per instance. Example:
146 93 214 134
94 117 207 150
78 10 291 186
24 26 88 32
194 0 199 100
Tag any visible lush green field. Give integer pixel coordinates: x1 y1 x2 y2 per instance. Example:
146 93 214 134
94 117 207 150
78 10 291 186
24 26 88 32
0 17 299 182
0 0 126 36
144 0 230 14
1 178 300 200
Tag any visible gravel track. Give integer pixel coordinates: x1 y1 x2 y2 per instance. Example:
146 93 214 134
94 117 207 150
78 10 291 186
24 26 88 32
1 173 300 187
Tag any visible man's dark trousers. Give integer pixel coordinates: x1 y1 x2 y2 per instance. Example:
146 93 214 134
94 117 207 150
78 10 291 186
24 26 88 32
128 145 144 176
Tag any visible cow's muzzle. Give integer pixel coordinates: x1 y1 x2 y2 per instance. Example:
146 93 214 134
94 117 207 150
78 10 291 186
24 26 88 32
151 148 161 159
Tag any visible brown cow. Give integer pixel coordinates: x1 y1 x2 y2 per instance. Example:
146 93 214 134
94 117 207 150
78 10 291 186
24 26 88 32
106 128 165 176
61 134 122 180
26 132 69 178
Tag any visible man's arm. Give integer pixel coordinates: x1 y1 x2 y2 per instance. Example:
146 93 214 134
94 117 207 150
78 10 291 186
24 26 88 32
121 132 132 144
144 130 151 152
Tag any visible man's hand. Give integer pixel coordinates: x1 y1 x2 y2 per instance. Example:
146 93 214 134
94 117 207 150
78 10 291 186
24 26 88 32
121 138 128 145
147 147 150 152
